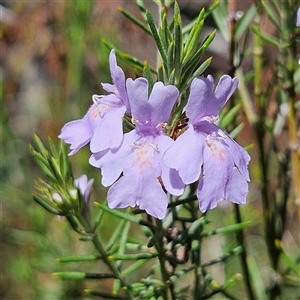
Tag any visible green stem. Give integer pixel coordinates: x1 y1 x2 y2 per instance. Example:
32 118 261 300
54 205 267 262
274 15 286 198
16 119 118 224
75 213 134 300
233 205 255 300
155 219 172 299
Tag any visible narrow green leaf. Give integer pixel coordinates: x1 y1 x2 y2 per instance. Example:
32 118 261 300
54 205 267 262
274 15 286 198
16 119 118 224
167 41 175 76
284 275 300 284
188 217 207 236
202 268 220 290
146 10 167 64
85 290 127 299
182 1 218 35
121 259 149 277
202 221 251 237
32 134 48 158
236 68 257 125
116 221 130 269
54 272 115 280
169 266 194 283
261 1 280 31
54 271 85 280
122 116 135 131
108 253 157 261
59 140 73 181
48 137 59 159
212 1 229 41
181 31 216 88
48 156 63 184
251 26 281 47
125 243 149 251
201 245 243 267
174 12 183 80
29 145 56 181
173 0 180 22
235 4 257 40
102 39 151 72
183 8 204 59
270 0 281 14
168 68 176 85
143 61 155 93
57 255 101 262
189 57 212 81
218 103 241 129
135 0 147 22
106 218 127 252
112 279 121 297
78 235 92 241
229 123 244 139
95 202 155 228
221 273 243 291
66 215 86 235
147 230 164 248
160 7 172 49
247 256 268 300
204 0 219 19
182 19 204 64
275 240 300 277
118 7 151 35
32 194 62 215
93 202 105 232
157 64 164 82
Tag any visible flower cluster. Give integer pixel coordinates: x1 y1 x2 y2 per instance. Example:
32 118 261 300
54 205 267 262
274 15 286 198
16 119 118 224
59 50 250 219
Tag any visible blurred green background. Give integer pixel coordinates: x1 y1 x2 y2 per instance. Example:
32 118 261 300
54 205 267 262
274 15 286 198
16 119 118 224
1 1 299 299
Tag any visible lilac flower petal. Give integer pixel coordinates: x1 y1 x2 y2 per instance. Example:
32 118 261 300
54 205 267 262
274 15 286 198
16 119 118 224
197 122 250 182
90 105 126 153
108 173 168 219
101 83 116 94
297 7 300 27
221 131 251 181
89 131 137 186
186 75 238 124
104 132 174 219
126 79 178 128
74 174 94 204
109 50 129 108
59 119 92 155
185 76 214 124
154 134 185 195
59 50 129 155
197 134 248 212
74 174 88 193
198 165 248 212
161 166 185 196
126 77 150 121
89 149 123 187
148 82 179 124
214 75 238 106
163 126 205 184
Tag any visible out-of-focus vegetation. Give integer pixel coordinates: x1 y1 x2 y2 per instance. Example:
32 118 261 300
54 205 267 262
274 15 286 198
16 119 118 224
1 1 299 299
1 1 130 298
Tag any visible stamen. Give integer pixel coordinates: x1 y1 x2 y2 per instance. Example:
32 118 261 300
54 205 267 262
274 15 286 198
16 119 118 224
217 130 226 139
131 117 139 125
92 94 105 105
157 122 167 129
150 144 159 150
201 115 219 124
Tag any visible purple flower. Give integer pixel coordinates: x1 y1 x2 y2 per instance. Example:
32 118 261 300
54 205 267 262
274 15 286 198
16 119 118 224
297 7 300 27
90 78 185 219
163 75 250 212
58 50 128 155
74 174 94 205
